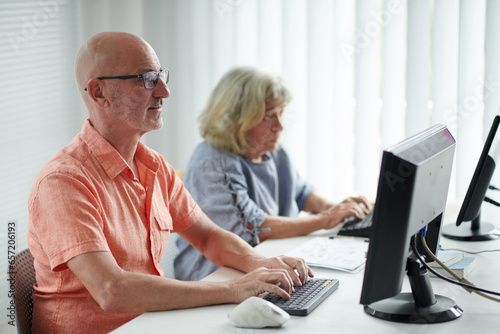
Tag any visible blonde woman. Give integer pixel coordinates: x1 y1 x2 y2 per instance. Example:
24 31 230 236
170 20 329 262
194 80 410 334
175 66 371 281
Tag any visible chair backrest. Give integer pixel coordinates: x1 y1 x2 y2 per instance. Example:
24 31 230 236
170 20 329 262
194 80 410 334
13 248 36 334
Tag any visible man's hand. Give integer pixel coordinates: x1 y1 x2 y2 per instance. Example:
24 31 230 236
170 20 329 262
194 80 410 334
255 255 313 287
180 213 313 302
227 256 313 303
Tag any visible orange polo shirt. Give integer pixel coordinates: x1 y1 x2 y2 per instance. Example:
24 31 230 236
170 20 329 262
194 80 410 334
28 119 201 334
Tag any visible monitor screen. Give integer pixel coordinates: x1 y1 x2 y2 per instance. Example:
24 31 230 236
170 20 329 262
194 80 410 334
442 115 500 241
359 124 461 323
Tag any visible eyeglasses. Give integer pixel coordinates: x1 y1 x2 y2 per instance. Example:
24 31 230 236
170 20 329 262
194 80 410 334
84 69 169 91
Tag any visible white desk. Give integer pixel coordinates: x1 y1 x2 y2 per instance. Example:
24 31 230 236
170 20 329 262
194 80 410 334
113 214 500 334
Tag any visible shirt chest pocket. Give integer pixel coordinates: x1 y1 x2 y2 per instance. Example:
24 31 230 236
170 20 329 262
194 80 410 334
151 200 174 269
155 214 173 231
151 188 173 231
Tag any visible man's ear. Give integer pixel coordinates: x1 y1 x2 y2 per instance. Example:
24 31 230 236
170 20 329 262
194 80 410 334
86 78 109 107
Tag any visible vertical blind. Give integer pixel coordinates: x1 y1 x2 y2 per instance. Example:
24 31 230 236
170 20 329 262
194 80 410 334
0 0 79 325
139 0 500 203
3 0 500 326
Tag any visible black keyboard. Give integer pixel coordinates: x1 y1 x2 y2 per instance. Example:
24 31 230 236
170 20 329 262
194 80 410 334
337 211 373 238
263 278 339 316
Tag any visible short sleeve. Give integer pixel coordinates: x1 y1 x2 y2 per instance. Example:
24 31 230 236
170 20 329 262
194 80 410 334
183 150 268 245
29 172 110 272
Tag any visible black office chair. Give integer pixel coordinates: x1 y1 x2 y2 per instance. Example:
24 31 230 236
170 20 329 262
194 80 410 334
13 248 36 334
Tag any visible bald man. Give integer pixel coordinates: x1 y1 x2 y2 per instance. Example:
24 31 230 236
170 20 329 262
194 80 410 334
27 32 313 334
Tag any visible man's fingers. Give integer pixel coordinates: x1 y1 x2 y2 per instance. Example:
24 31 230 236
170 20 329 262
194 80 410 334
276 256 314 286
265 282 291 300
253 267 295 294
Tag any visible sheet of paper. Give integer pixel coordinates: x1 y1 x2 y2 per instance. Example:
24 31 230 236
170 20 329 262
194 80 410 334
287 237 369 273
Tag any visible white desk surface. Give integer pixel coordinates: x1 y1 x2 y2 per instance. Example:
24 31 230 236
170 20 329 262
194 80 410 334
113 212 500 334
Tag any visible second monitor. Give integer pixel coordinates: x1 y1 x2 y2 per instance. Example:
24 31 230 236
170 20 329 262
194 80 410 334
442 115 500 241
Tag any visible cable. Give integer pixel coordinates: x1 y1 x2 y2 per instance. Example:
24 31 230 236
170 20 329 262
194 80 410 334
489 184 500 191
418 237 500 300
413 238 474 293
484 196 500 207
414 241 500 300
421 237 470 282
411 236 500 303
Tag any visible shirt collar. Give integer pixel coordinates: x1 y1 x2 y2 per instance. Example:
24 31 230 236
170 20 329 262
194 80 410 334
80 119 159 179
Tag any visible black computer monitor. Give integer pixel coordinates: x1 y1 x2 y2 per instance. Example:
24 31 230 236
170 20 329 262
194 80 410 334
441 115 500 241
359 124 461 324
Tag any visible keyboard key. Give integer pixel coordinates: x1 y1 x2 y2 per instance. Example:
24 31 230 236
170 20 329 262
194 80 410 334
338 211 373 238
263 278 339 316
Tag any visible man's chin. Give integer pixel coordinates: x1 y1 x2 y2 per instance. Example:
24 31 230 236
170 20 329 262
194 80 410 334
153 119 163 130
146 117 163 132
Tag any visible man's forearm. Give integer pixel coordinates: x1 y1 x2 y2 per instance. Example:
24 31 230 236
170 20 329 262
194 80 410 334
67 251 238 314
200 227 266 274
102 271 236 313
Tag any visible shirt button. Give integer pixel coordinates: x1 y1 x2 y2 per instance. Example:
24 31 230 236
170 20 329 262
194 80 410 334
140 189 145 195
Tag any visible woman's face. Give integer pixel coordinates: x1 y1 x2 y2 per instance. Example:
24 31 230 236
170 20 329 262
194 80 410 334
244 101 285 162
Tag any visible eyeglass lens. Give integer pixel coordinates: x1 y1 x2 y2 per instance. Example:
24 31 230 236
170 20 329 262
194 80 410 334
144 70 169 89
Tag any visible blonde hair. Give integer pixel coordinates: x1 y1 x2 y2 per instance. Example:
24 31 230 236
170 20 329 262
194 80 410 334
199 66 292 155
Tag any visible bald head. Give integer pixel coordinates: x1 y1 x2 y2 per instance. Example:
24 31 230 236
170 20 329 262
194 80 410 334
75 32 157 92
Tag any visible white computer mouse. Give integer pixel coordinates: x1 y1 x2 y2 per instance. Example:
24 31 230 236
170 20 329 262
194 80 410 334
228 296 290 329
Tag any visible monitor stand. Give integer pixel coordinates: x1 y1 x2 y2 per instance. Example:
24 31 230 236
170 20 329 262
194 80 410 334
364 256 462 324
441 213 500 241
